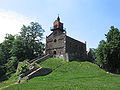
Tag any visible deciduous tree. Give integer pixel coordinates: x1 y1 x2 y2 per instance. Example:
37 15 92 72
96 26 120 73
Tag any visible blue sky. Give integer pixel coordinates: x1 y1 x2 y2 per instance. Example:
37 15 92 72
0 0 120 50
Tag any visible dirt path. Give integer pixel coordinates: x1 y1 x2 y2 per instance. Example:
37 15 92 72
0 82 18 90
0 78 28 90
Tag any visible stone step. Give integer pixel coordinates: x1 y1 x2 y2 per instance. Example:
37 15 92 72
27 67 42 79
19 54 52 80
32 54 52 64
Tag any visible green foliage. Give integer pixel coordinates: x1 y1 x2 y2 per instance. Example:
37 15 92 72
0 34 15 63
96 26 120 73
0 74 18 88
16 60 29 75
96 40 106 65
5 56 18 76
11 39 24 61
4 58 120 90
0 65 6 79
20 22 45 58
87 48 96 62
0 22 45 79
20 22 44 41
0 34 16 79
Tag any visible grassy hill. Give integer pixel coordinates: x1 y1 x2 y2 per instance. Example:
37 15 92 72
2 58 120 90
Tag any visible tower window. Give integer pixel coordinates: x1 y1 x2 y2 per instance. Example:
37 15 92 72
54 39 57 42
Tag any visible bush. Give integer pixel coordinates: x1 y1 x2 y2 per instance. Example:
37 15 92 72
16 60 29 76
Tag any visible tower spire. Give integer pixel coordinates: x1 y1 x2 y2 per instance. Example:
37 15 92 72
51 15 65 32
57 14 60 21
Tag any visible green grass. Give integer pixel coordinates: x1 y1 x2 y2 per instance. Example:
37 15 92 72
2 58 120 90
0 75 18 88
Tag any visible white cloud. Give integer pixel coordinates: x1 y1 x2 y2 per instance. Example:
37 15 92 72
0 9 32 43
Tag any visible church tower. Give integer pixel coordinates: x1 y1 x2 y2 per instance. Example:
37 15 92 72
46 16 87 61
51 16 66 35
46 16 66 56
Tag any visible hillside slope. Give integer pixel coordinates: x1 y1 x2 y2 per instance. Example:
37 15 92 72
4 58 120 90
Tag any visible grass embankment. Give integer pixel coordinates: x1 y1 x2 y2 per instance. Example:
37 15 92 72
2 58 120 90
0 75 18 88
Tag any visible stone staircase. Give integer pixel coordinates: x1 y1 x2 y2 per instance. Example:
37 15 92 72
28 54 52 64
19 54 52 81
27 67 42 79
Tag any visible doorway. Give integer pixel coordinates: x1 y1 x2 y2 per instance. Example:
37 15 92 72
53 51 56 55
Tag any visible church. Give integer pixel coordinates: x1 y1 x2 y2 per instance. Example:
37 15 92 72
46 16 87 61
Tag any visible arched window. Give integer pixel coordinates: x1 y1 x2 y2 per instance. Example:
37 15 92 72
54 39 57 42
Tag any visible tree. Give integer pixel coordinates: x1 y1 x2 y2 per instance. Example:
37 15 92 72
87 48 96 63
5 56 18 75
0 22 45 79
96 26 120 73
10 22 45 61
10 37 27 61
0 34 15 79
19 22 45 59
96 40 107 68
0 34 15 64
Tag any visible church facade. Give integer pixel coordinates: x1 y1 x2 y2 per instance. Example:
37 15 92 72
46 16 87 61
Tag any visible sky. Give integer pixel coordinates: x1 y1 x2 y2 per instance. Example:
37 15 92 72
0 0 120 50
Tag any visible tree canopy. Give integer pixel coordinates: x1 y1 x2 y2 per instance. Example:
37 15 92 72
96 26 120 73
0 22 45 79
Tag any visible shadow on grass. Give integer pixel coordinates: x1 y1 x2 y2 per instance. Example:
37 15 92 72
28 68 52 79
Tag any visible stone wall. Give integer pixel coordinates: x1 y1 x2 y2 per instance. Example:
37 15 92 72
55 53 69 62
46 33 87 61
46 31 66 55
66 36 87 61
